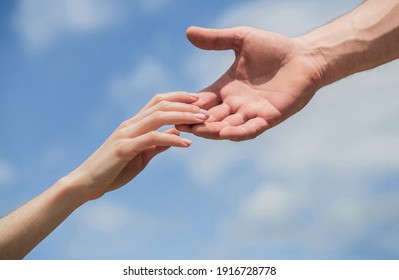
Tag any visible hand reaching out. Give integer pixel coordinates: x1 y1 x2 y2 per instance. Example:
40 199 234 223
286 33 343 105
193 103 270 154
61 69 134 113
0 91 209 259
72 92 209 200
177 26 325 141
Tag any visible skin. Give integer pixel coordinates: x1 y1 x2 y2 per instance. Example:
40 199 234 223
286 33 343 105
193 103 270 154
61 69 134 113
177 0 399 141
2 0 399 260
0 92 209 259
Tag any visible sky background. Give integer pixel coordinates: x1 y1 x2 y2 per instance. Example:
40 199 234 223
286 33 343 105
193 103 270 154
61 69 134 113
1 0 399 260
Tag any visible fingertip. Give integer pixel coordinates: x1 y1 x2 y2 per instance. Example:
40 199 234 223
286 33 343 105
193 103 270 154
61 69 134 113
199 109 210 117
193 113 209 120
186 26 200 37
189 93 199 99
188 93 200 104
181 138 192 146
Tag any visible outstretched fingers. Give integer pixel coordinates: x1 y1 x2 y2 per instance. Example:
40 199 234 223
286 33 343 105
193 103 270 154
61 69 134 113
121 91 210 137
125 110 208 138
138 128 190 164
139 92 199 113
175 91 223 133
137 99 208 122
132 130 192 150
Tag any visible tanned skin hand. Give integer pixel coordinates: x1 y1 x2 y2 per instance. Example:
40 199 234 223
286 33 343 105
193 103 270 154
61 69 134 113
177 0 399 141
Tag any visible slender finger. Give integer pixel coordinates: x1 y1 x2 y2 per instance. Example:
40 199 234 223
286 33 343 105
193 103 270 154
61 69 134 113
141 128 182 162
140 92 199 113
124 111 209 137
128 131 192 154
220 117 269 141
175 102 230 132
133 100 209 124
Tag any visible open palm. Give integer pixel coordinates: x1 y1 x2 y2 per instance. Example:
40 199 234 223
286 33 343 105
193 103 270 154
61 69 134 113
177 26 323 141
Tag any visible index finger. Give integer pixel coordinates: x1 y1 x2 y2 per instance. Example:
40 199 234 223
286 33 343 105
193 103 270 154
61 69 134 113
140 91 199 113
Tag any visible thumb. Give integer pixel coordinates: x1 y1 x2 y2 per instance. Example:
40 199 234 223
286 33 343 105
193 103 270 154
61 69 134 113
186 26 247 51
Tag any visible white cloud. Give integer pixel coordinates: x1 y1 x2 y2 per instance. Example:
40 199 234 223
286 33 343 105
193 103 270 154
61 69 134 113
80 202 147 233
205 180 399 259
215 0 362 36
108 57 172 116
0 159 15 187
184 0 399 258
243 184 306 226
14 0 126 53
67 200 159 258
184 139 245 186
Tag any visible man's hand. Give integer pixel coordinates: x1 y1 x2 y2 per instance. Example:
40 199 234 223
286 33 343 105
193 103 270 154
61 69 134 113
177 26 325 141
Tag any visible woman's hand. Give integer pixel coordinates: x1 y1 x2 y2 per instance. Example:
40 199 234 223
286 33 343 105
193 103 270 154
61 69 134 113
68 91 209 201
0 91 208 259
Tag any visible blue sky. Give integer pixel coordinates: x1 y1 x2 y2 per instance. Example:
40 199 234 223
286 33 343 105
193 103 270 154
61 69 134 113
1 0 399 260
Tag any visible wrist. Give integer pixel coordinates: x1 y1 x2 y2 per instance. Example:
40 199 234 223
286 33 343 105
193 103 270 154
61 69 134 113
57 171 93 205
297 25 358 88
295 0 399 88
292 35 329 90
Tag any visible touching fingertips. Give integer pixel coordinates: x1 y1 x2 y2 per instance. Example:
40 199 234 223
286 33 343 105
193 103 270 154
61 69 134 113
193 113 209 120
189 93 199 99
199 109 210 116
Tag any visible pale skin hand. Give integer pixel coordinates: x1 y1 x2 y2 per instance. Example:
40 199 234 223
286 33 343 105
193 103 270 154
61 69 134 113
0 92 209 259
178 0 399 141
72 92 209 200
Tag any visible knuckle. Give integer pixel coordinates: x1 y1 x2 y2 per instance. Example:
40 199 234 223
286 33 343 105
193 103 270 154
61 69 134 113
185 112 195 119
151 110 164 120
157 100 170 109
152 93 164 103
113 139 129 159
188 104 199 112
114 127 129 139
118 119 130 129
146 131 159 142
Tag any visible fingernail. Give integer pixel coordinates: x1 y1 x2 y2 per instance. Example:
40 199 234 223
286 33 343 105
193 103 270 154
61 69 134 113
193 113 208 119
200 109 210 116
190 93 199 99
182 138 192 146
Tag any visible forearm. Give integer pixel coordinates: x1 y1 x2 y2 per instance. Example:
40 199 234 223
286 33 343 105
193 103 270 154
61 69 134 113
0 92 203 259
300 0 399 87
0 175 88 259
